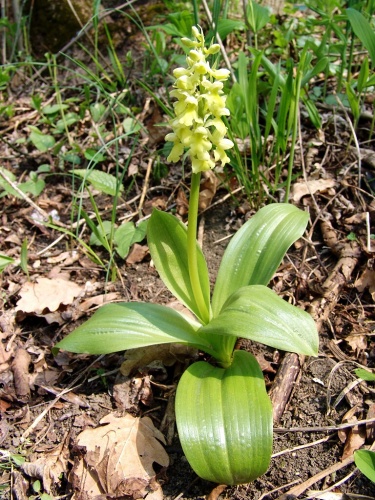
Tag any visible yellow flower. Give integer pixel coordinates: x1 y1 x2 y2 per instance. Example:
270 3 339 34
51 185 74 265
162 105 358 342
165 26 234 173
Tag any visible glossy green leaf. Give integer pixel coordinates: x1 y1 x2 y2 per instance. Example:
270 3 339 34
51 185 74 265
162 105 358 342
175 350 273 485
202 285 319 356
72 169 123 196
354 450 375 482
212 203 309 317
147 209 211 323
55 302 212 355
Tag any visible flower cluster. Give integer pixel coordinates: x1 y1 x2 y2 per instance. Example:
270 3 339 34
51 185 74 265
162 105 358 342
165 26 234 173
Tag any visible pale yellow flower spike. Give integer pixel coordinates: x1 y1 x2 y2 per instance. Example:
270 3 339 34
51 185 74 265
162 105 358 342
166 26 234 173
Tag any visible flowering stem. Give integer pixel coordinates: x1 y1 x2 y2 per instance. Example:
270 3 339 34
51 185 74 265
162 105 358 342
187 172 210 324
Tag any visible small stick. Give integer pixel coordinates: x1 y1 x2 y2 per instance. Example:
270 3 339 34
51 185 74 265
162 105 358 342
138 157 153 216
269 353 303 423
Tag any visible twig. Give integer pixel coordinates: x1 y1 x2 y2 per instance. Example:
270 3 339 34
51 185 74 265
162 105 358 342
272 435 333 458
138 157 153 216
274 416 375 433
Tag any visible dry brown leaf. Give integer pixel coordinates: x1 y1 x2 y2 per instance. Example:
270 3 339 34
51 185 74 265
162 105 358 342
70 413 169 499
345 334 367 353
15 278 82 315
126 244 149 265
78 292 119 313
120 343 197 377
341 421 366 460
21 436 70 493
199 170 220 210
291 178 336 202
176 188 189 216
355 268 375 301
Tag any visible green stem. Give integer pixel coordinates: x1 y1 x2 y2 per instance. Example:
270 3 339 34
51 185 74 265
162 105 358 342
187 172 210 324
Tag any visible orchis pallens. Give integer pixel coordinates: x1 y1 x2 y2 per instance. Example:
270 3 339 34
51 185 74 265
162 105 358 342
165 26 234 174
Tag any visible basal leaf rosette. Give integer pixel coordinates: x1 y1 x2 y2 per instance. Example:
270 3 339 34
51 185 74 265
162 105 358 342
165 26 234 173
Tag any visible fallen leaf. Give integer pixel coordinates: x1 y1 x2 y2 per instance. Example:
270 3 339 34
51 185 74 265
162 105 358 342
199 170 220 210
176 188 189 216
355 268 375 301
126 244 148 265
78 292 119 313
70 413 169 499
21 435 70 493
291 178 336 202
345 334 367 353
339 411 366 460
120 343 197 377
15 277 82 317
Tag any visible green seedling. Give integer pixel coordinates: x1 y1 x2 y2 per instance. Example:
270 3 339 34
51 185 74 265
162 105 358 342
55 27 318 486
0 166 46 199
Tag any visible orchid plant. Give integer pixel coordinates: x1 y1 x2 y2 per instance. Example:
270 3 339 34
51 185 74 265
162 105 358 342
56 27 318 485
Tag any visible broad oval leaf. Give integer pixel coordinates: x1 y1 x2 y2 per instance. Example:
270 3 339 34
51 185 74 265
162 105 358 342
175 350 273 485
147 209 211 323
212 203 309 317
202 285 319 356
55 302 212 355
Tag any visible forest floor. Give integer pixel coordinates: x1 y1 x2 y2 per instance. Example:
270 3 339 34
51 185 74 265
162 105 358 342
1 6 375 500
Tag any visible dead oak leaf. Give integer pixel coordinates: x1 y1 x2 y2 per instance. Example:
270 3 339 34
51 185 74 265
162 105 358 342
291 178 336 202
15 277 82 316
70 413 169 499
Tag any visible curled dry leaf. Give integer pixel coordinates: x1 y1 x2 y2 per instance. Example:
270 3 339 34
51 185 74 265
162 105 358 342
291 178 336 203
70 413 169 499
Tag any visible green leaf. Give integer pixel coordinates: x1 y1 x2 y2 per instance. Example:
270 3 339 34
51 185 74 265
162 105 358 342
28 126 56 152
89 220 113 247
202 285 319 356
347 8 375 67
175 350 273 485
354 450 375 482
114 220 148 259
90 102 106 122
72 169 123 196
212 203 309 317
19 178 45 197
55 302 212 355
246 0 270 33
0 253 14 272
147 209 211 323
42 103 69 114
0 166 21 198
354 368 375 382
84 148 106 163
114 222 136 258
